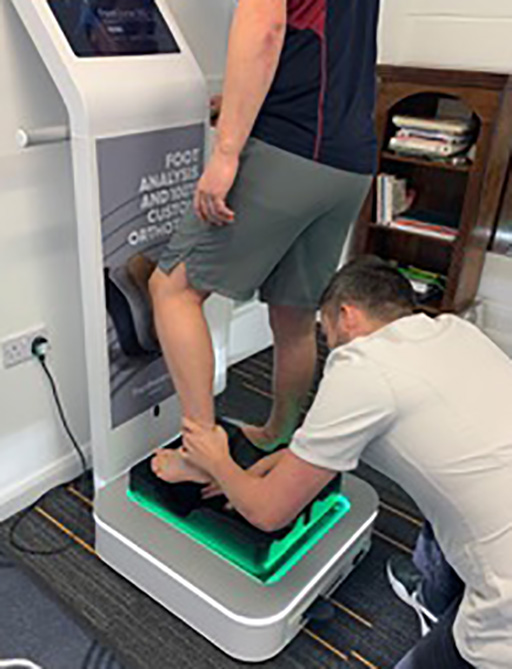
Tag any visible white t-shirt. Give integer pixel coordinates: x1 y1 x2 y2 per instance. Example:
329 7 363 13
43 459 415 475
290 314 512 669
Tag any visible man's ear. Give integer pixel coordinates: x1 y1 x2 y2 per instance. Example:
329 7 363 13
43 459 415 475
340 303 360 334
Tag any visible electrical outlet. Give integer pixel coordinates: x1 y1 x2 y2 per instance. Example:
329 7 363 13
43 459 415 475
2 327 49 369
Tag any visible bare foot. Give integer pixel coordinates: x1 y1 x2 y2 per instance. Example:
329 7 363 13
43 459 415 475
151 449 211 484
241 425 287 453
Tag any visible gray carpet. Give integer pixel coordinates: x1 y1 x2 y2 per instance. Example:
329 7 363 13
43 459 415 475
0 547 123 668
0 342 423 668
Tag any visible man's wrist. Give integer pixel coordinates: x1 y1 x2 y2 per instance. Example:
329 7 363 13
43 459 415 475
211 454 238 484
213 136 242 160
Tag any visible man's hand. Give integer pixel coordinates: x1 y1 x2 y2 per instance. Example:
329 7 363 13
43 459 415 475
193 149 237 226
181 418 231 476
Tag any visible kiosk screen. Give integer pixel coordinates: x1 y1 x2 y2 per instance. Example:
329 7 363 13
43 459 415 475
47 0 180 57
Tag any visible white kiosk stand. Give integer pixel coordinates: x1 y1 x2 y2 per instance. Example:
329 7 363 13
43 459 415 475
11 1 379 661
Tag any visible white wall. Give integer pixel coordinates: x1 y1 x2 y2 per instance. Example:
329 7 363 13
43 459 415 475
0 0 90 519
166 0 235 94
378 0 512 356
379 0 512 73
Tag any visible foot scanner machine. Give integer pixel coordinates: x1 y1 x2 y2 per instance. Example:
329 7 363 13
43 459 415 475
11 0 378 661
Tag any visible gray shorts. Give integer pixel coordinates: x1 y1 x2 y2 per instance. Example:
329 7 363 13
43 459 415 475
158 138 371 309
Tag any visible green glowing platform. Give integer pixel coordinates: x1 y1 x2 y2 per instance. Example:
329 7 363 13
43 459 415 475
128 423 351 584
128 485 350 584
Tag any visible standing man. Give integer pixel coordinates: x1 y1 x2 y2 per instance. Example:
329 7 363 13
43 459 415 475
149 0 381 475
175 257 512 669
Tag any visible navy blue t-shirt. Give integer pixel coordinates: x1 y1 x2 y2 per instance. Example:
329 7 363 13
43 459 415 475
251 0 380 174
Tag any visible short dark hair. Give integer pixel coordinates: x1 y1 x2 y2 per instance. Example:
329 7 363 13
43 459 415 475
320 256 416 321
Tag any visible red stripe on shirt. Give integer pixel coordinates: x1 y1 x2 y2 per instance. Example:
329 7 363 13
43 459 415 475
287 0 327 160
287 0 326 38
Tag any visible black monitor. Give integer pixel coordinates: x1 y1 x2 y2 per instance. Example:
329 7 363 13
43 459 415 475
47 0 180 58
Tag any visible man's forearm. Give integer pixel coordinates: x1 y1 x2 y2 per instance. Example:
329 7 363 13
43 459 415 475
211 458 272 530
215 1 286 158
182 423 336 533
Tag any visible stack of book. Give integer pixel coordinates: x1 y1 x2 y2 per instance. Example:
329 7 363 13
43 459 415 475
388 115 474 161
376 174 458 241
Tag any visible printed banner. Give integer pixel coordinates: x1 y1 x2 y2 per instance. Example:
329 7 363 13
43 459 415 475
97 124 204 428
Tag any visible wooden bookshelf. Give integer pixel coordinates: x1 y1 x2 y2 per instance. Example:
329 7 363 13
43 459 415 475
368 223 456 247
350 65 512 314
381 151 472 173
491 157 512 255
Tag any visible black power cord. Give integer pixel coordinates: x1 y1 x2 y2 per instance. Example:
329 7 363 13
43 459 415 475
33 337 87 474
8 336 89 556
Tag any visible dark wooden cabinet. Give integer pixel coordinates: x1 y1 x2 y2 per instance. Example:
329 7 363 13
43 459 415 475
349 66 512 313
492 159 512 256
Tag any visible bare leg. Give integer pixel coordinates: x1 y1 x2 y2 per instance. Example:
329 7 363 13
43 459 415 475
243 305 317 450
149 263 215 483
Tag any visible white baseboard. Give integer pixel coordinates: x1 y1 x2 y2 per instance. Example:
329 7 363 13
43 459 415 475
0 444 91 522
228 300 273 366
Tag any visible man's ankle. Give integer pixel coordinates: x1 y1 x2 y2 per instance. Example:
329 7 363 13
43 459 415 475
242 423 290 451
182 417 216 431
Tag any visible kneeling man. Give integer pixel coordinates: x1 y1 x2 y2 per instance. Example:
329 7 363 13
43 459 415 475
172 256 512 669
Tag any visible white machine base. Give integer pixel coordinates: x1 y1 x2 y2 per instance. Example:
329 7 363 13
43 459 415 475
95 473 378 662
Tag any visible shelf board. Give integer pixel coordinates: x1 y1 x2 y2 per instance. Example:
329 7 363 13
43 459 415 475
368 223 457 246
417 303 442 316
381 151 472 173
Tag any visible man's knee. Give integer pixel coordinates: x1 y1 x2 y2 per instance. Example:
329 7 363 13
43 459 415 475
149 264 207 306
268 304 317 342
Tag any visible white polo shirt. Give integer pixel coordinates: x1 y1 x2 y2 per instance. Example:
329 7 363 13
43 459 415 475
290 314 512 668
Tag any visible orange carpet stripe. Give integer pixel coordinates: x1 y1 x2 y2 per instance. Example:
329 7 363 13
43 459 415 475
303 628 350 663
328 598 373 629
373 529 413 555
241 381 273 400
34 506 96 556
379 501 422 528
351 649 380 669
67 486 94 508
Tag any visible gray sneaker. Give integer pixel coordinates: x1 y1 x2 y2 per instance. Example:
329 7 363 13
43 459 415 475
386 555 439 637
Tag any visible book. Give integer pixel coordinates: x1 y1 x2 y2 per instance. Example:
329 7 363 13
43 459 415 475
392 115 473 136
396 128 471 144
389 136 470 158
376 175 409 224
388 217 458 242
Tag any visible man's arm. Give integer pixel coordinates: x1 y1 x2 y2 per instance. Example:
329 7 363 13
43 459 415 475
211 451 336 532
215 0 287 158
194 0 287 225
182 355 395 531
182 422 336 532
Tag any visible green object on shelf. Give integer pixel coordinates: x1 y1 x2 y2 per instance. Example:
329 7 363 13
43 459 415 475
396 263 446 289
127 488 351 585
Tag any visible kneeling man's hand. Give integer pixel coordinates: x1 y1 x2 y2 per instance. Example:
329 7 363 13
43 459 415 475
181 418 231 476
